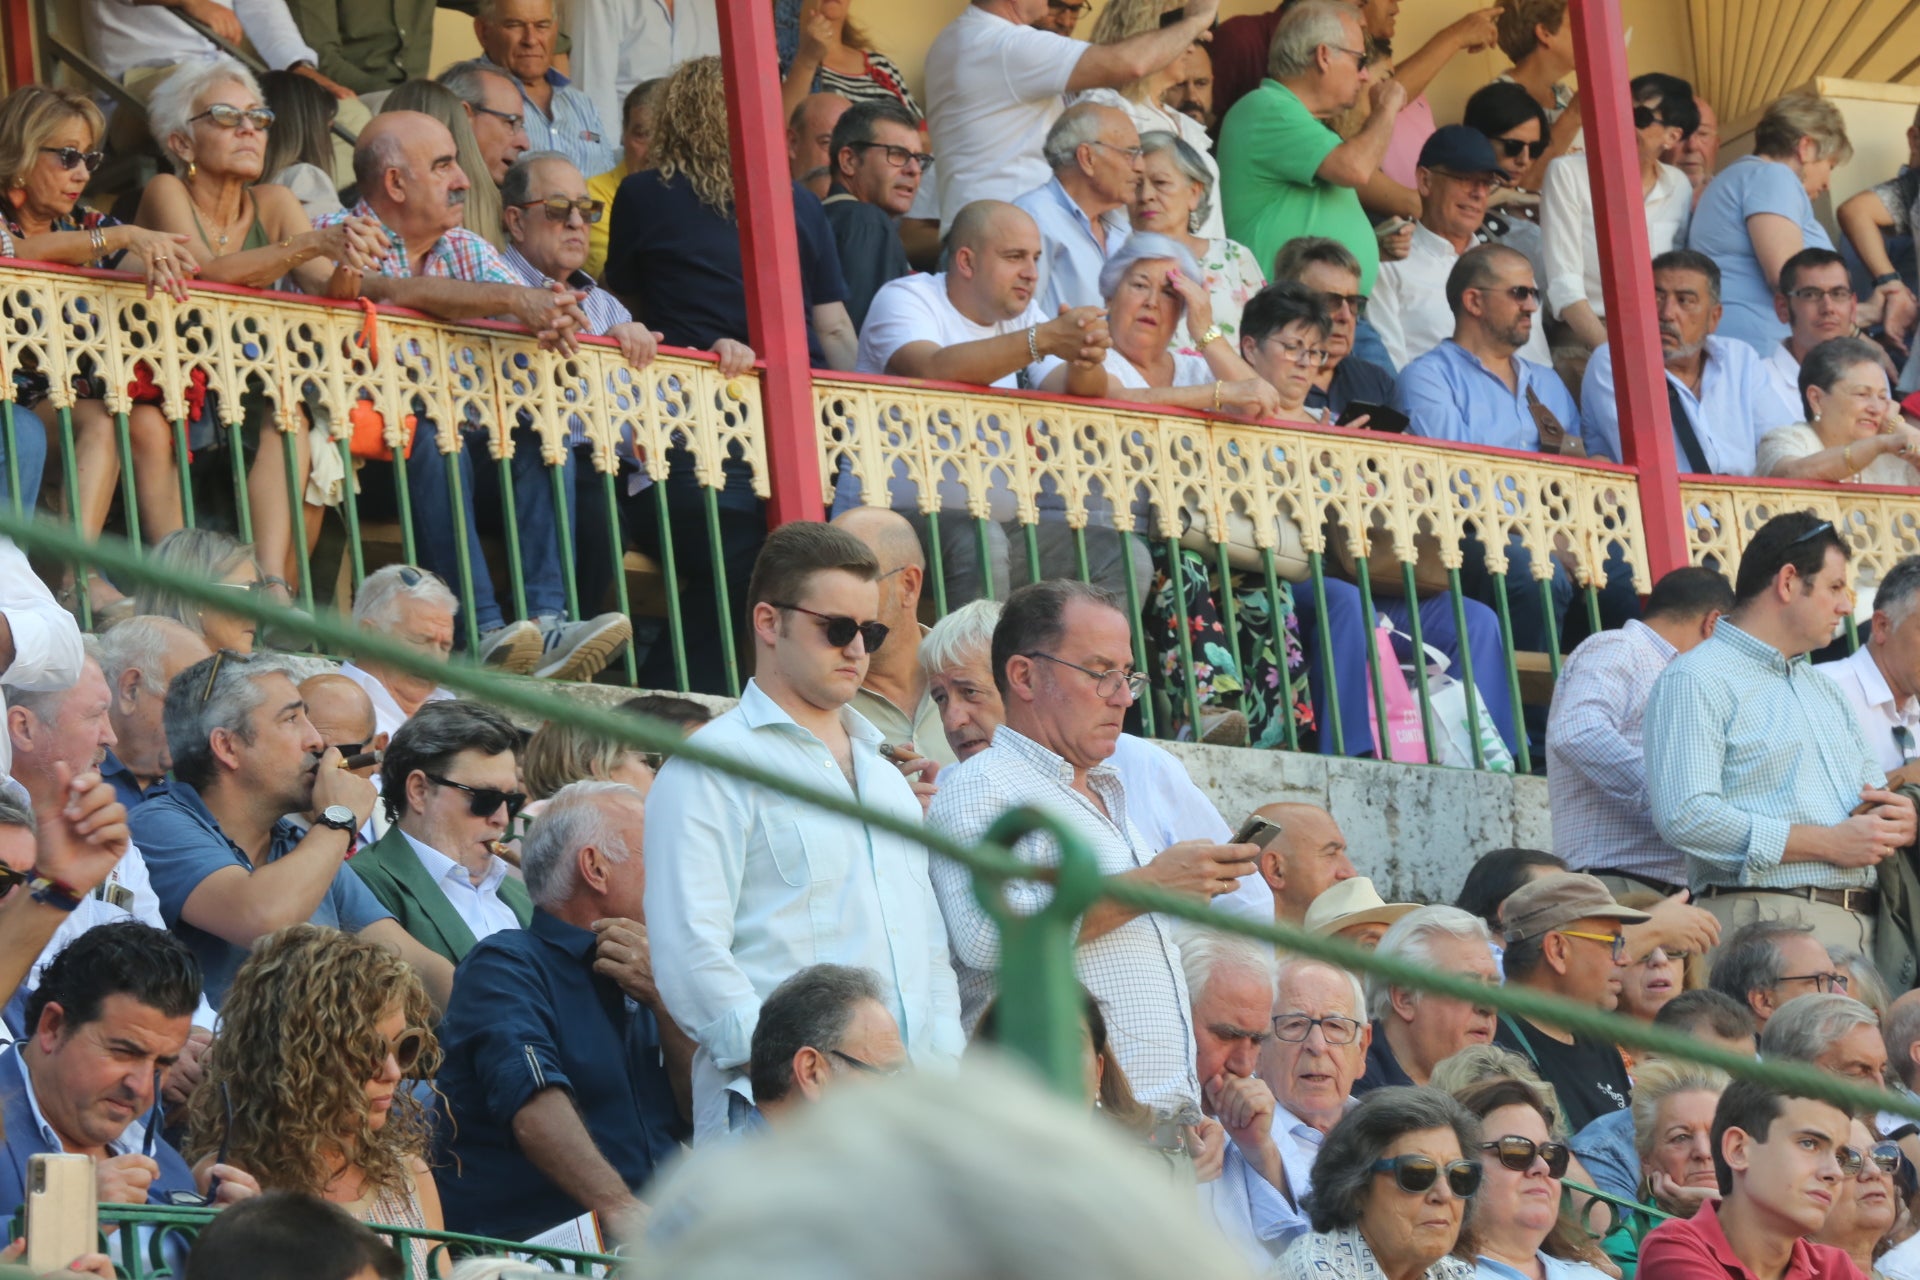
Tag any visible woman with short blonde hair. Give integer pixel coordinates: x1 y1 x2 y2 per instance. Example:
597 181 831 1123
521 718 658 800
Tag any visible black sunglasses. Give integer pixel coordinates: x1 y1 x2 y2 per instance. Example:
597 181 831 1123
39 146 104 172
1480 1135 1571 1178
1632 105 1669 131
427 773 529 820
772 602 889 653
1372 1155 1482 1198
513 196 605 224
149 1078 230 1206
0 863 27 897
1492 136 1546 161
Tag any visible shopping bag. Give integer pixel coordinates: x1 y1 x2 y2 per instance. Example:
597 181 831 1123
1428 674 1515 773
1364 617 1428 763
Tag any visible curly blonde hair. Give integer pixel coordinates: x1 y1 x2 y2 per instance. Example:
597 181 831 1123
652 57 734 214
185 925 441 1202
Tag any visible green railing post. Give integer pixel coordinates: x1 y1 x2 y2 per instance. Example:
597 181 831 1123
1116 530 1155 738
551 460 580 621
0 403 19 516
1399 561 1440 763
337 438 366 589
701 486 741 698
1164 538 1206 739
1023 520 1042 585
973 516 996 600
604 471 639 684
1449 569 1490 771
1260 549 1300 752
172 416 195 527
113 410 143 549
1354 554 1394 762
651 481 690 692
55 406 91 628
1488 572 1531 774
1309 551 1344 755
280 423 314 614
444 445 482 657
226 419 252 544
1213 539 1250 720
924 509 949 617
497 455 529 622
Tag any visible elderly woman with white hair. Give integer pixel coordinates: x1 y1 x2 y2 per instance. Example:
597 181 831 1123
1129 131 1266 356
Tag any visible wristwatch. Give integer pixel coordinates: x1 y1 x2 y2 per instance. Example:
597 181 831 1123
27 873 85 913
1198 325 1225 348
315 804 360 856
1874 271 1905 289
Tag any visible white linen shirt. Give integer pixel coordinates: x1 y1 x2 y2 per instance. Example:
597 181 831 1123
0 537 84 782
1198 1139 1308 1270
564 0 718 154
1272 1098 1350 1207
397 829 521 943
1372 224 1551 371
1763 340 1802 409
83 0 316 79
336 661 453 742
644 680 965 1142
1014 176 1133 315
1814 642 1920 774
1108 733 1271 919
1539 153 1691 321
926 725 1200 1116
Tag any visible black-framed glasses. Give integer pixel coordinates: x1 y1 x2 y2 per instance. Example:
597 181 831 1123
1559 929 1628 963
426 773 529 820
1632 105 1669 131
0 863 28 897
1492 136 1545 161
771 602 890 653
513 196 605 224
39 146 103 172
332 741 369 759
1786 285 1855 306
189 104 275 131
1268 336 1331 368
1480 1135 1571 1178
830 1049 899 1077
1271 1013 1364 1044
1047 0 1089 10
1021 652 1148 702
1895 724 1915 763
1776 970 1850 993
1316 290 1369 319
848 142 934 170
471 103 526 131
1372 1155 1482 1198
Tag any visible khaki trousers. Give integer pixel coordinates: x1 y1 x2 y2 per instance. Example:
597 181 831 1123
1700 888 1873 955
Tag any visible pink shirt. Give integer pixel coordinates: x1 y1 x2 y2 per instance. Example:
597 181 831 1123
1380 93 1437 191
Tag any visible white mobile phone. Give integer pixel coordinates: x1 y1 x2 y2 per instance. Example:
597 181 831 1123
25 1153 97 1272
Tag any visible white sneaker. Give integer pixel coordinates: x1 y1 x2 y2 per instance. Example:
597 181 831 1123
477 619 543 674
534 612 632 681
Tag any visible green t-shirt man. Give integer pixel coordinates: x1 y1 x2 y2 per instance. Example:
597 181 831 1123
1219 79 1381 293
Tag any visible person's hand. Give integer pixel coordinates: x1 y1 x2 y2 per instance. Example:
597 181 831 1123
886 742 940 813
32 765 129 896
1647 1169 1718 1216
178 0 245 45
1036 305 1111 364
1881 283 1919 354
1186 1118 1227 1182
1377 219 1415 261
1168 267 1215 347
602 1197 649 1251
1143 839 1260 898
96 1153 160 1206
1823 806 1911 868
310 747 377 829
1445 6 1502 51
1205 1072 1281 1183
0 1238 117 1280
201 1163 261 1206
1884 422 1920 460
162 1025 214 1115
511 283 588 354
592 917 659 1007
607 321 662 370
1217 377 1287 419
796 0 836 62
1866 786 1919 846
708 338 756 378
117 226 197 302
290 63 356 100
1368 77 1409 119
1626 889 1719 959
307 217 382 274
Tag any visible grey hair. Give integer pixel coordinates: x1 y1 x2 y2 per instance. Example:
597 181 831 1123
352 125 411 193
500 148 577 211
448 1262 546 1280
1367 906 1494 1023
1708 917 1813 1007
921 599 1001 678
1829 946 1890 1019
437 58 517 113
351 563 460 630
749 964 887 1106
9 652 100 726
1428 1044 1572 1138
0 786 35 832
1275 954 1365 1022
1885 996 1920 1090
1174 923 1277 1012
1138 130 1214 229
1629 1058 1730 1164
162 650 276 790
94 615 187 700
1040 102 1113 172
1096 231 1202 307
132 529 259 636
520 779 642 909
1268 0 1358 80
1874 557 1920 630
1798 335 1889 421
146 56 263 174
1757 993 1879 1063
1304 1087 1482 1233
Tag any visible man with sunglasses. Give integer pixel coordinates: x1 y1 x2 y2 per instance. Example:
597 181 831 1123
1 922 258 1224
1031 0 1087 37
647 521 964 1143
1490 872 1651 1133
1645 511 1917 951
823 100 925 330
1640 1077 1866 1280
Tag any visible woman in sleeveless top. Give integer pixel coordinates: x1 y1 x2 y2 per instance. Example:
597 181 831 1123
776 0 924 124
187 926 448 1280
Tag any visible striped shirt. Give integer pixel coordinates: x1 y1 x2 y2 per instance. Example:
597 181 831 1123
500 244 631 334
483 57 618 177
314 200 516 284
1644 619 1885 892
926 725 1200 1118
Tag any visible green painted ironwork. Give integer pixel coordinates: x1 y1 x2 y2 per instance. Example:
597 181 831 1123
1539 575 1564 681
1072 526 1091 585
1212 540 1249 719
225 420 252 545
551 461 581 622
1399 561 1439 763
1353 553 1393 762
1308 552 1343 755
1583 582 1603 637
389 453 417 567
924 510 949 618
1023 521 1042 586
1488 572 1531 774
443 442 482 658
1260 549 1299 752
55 406 91 629
170 418 195 528
603 472 639 684
1116 529 1154 739
972 516 995 601
1164 537 1205 739
650 480 689 692
1 404 20 516
496 456 529 623
335 438 365 590
702 486 741 698
113 411 142 550
1448 569 1489 771
279 424 314 615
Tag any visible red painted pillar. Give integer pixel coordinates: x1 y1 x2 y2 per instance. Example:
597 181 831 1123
1 0 35 94
716 0 824 529
1568 0 1689 581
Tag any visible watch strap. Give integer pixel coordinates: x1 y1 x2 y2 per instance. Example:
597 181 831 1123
1875 272 1904 288
28 874 85 912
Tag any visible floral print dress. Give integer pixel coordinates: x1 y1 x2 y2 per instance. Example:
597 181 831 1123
1174 239 1267 358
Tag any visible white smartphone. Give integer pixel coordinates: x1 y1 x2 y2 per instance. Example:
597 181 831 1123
25 1153 97 1273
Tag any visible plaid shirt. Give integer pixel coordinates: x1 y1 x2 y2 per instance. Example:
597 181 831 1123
1644 619 1885 892
314 199 517 283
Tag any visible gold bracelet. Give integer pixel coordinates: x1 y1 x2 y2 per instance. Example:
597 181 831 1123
1844 442 1856 472
1212 380 1222 411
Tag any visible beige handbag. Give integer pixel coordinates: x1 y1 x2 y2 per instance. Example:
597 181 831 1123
1177 502 1310 582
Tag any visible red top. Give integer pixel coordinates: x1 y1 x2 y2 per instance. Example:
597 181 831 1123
1639 1201 1866 1280
1208 5 1287 128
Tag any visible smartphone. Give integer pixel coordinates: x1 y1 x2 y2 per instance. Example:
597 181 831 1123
1230 814 1284 852
25 1153 97 1272
1376 215 1414 236
1336 401 1411 434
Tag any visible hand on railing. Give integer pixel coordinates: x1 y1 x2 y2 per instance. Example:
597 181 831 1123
1217 377 1287 419
115 226 197 302
1037 305 1111 366
507 282 591 356
0 1239 115 1279
608 321 663 371
710 338 757 378
97 1152 161 1205
310 215 387 276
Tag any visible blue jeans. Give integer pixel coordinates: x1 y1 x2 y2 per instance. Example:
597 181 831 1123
466 418 575 621
0 402 49 513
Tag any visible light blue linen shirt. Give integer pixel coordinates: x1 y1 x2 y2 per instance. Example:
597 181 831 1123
1686 155 1833 354
1643 619 1885 892
1476 1253 1614 1280
483 57 618 177
643 679 965 1142
1396 338 1584 454
1579 335 1799 475
1013 175 1132 314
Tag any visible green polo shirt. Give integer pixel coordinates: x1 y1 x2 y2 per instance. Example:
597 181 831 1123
1219 79 1381 293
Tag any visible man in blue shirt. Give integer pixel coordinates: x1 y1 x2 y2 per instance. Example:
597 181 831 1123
1013 102 1139 314
128 651 451 1011
94 617 212 814
1581 250 1799 475
436 780 686 1244
474 0 617 176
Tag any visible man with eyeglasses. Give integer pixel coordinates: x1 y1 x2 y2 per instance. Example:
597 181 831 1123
1373 126 1550 371
647 522 964 1143
1489 872 1651 1133
1257 957 1374 1217
1761 248 1898 407
1640 1077 1866 1280
474 0 617 178
747 964 906 1127
929 578 1260 1123
343 701 532 968
1031 0 1088 38
1271 236 1396 421
1014 103 1143 314
130 651 455 1012
1645 511 1916 951
1815 556 1920 791
1708 919 1853 1036
438 60 532 187
822 100 926 330
1582 249 1798 477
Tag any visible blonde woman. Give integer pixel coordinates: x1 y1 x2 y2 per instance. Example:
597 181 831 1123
521 718 660 802
187 925 445 1280
132 528 272 653
777 0 924 124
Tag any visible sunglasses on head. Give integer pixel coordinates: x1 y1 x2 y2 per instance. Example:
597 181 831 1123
1372 1154 1482 1198
190 104 275 131
1632 105 1669 131
1480 1135 1571 1178
513 196 605 224
39 146 104 172
427 773 529 820
772 602 890 653
1492 136 1545 161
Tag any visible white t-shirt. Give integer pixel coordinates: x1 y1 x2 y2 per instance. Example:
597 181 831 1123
855 272 1050 387
1034 345 1214 389
922 5 1088 233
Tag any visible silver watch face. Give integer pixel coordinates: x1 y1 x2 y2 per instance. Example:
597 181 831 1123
322 805 357 828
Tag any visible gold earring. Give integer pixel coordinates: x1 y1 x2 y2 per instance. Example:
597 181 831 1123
186 160 197 179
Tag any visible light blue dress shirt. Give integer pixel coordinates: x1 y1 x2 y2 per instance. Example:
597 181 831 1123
1580 335 1799 475
1686 155 1833 354
1396 339 1584 454
1013 175 1132 314
643 680 965 1142
1644 620 1885 892
500 60 618 178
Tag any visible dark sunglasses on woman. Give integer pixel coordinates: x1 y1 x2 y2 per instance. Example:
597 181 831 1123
1480 1135 1571 1178
39 146 104 172
1371 1154 1483 1198
1491 137 1545 161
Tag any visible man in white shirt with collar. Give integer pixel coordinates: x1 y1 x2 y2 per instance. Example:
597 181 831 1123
564 0 718 157
345 701 532 968
646 522 965 1143
1014 103 1140 314
1817 555 1920 789
1258 955 1370 1206
338 564 459 741
1372 126 1549 370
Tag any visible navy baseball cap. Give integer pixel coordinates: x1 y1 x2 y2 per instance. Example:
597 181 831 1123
1418 124 1505 178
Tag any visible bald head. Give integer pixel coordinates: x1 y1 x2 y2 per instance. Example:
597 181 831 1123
788 93 850 183
356 110 469 238
1253 803 1356 925
833 508 924 573
832 507 926 638
300 673 378 757
949 200 1032 258
947 201 1044 325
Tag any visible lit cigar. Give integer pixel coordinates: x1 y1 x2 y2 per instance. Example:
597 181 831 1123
338 749 382 770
